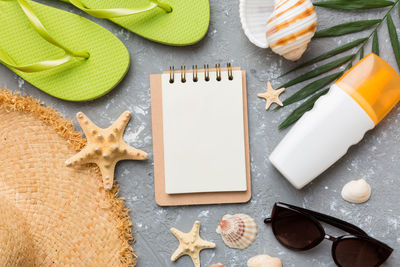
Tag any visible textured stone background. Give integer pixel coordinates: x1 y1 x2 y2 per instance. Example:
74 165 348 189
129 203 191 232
2 0 399 266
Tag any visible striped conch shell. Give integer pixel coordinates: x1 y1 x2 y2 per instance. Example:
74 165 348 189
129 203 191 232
266 0 317 61
216 213 258 249
247 254 282 267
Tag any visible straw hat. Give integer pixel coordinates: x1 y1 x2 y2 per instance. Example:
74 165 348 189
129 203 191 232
0 89 136 266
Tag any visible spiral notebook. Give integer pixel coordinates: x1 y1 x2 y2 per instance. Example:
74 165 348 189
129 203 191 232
150 64 251 206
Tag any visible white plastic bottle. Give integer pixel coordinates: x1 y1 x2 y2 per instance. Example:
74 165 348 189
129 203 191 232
270 54 400 189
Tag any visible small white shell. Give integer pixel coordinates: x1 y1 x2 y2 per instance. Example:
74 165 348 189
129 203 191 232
341 179 371 204
209 264 225 267
216 213 258 249
266 0 317 61
239 0 276 48
247 254 282 267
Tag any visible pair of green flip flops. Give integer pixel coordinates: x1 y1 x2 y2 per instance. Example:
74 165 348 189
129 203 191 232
0 0 210 101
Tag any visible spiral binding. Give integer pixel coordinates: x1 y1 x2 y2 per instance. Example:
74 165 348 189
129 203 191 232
169 63 234 83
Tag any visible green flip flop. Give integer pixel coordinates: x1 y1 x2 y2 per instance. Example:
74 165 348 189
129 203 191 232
58 0 210 46
0 0 129 101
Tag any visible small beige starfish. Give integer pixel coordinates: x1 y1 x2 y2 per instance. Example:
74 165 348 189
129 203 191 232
257 81 285 110
65 111 148 190
170 221 216 267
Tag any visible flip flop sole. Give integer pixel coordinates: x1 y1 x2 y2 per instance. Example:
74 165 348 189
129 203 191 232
79 0 210 46
0 0 129 101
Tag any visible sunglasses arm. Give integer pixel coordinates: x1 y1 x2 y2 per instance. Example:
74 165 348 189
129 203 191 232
283 204 368 236
303 209 367 236
266 203 368 237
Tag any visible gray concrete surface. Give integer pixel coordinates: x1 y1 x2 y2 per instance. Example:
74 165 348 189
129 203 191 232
2 1 400 266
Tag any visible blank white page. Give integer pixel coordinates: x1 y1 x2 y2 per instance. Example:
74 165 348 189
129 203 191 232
161 70 247 194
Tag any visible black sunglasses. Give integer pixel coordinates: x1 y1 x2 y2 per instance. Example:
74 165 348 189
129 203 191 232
264 202 393 267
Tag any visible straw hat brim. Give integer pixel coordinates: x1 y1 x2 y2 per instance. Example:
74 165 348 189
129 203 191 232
0 196 35 266
0 89 136 266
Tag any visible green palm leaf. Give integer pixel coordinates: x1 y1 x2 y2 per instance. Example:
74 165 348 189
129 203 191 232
314 0 394 10
280 55 354 89
279 89 329 130
372 31 380 55
280 38 367 77
277 72 342 109
387 14 400 70
315 20 381 38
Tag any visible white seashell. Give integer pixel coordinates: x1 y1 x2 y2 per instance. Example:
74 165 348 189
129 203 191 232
341 179 371 204
266 0 317 61
239 0 276 48
247 254 282 267
209 264 225 267
216 213 258 249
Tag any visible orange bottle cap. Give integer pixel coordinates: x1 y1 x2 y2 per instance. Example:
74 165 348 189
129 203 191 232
336 53 400 125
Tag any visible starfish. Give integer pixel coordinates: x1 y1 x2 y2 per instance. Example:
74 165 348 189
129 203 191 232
170 221 216 267
257 81 285 110
65 111 148 190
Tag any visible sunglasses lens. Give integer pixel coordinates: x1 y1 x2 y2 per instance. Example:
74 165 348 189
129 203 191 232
334 238 392 267
272 207 324 250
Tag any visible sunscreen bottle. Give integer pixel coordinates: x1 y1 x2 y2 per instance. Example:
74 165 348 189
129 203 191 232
270 54 400 189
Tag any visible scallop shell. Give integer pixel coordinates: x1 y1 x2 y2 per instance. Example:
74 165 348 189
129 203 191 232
266 0 317 61
341 179 371 204
247 254 282 267
239 0 276 48
216 213 258 249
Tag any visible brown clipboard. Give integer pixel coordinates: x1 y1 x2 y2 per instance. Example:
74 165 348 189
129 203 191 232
150 68 251 206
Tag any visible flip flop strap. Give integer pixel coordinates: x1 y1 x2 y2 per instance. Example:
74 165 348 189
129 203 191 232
0 50 73 73
63 0 172 18
0 0 89 72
